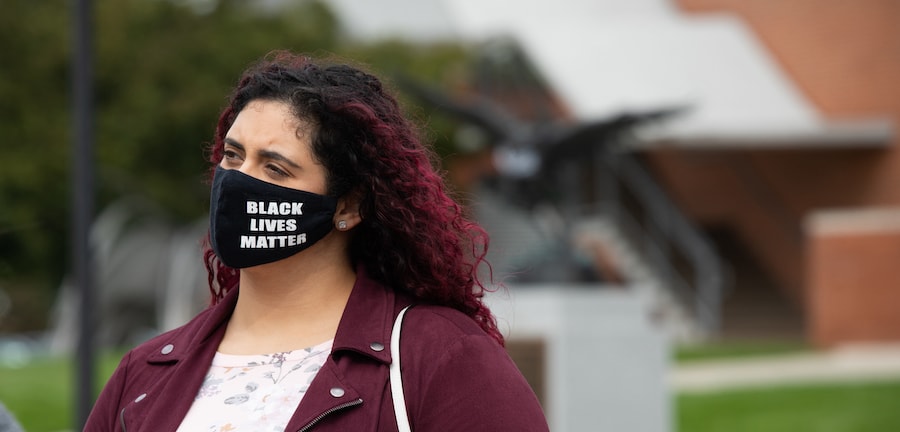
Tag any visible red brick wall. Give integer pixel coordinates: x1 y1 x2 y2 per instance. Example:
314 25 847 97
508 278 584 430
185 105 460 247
644 148 887 303
806 209 900 346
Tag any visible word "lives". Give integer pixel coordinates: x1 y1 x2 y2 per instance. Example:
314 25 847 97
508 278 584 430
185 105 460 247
249 218 297 232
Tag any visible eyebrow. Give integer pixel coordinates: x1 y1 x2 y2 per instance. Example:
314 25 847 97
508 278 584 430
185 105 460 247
224 137 301 169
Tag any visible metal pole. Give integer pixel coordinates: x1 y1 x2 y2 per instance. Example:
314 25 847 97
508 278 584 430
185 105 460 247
72 0 95 429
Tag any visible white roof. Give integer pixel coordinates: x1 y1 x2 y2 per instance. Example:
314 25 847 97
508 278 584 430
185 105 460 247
324 0 893 147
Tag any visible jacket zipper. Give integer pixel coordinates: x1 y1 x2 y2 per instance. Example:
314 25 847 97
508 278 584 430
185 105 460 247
297 398 363 432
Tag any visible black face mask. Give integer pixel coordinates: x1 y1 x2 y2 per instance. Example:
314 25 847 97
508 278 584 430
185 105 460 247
209 166 338 268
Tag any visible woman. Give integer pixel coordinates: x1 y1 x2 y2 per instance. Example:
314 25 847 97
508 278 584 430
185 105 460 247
86 52 549 431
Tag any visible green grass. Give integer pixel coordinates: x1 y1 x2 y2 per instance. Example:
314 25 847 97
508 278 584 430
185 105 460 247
677 379 900 432
0 352 122 432
675 340 809 363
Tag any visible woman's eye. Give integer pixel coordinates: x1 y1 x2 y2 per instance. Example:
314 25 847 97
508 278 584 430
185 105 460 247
223 149 239 160
266 164 288 177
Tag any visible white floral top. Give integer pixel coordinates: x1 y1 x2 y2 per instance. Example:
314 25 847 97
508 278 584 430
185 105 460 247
176 339 333 432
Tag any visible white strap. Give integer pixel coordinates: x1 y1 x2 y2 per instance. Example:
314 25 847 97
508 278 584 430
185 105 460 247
390 306 412 432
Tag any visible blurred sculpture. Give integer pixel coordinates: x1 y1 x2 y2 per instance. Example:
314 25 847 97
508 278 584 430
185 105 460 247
49 198 208 353
0 402 23 432
398 73 681 283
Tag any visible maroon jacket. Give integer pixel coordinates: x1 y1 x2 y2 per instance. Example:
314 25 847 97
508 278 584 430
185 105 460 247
85 268 549 431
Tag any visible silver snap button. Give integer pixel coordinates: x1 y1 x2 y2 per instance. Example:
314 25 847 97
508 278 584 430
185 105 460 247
161 344 174 355
330 387 346 398
135 393 146 403
370 342 385 352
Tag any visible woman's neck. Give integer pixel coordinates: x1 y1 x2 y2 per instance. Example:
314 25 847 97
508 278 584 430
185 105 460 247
219 245 356 355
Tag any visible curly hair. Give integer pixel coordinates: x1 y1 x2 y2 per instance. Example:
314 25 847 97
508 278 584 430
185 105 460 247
202 51 503 345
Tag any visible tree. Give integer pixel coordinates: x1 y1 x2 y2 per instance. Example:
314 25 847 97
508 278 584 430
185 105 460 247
0 0 471 332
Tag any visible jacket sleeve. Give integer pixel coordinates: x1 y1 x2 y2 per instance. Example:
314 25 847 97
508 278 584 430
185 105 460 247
84 351 132 432
410 333 550 432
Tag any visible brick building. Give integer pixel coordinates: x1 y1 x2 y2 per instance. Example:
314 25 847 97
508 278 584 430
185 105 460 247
325 0 900 347
645 0 900 346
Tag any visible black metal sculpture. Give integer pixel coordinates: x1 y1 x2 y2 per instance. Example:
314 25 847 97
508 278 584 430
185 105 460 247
397 72 683 283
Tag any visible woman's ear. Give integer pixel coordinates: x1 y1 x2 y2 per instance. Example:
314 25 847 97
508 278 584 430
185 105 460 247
334 191 362 231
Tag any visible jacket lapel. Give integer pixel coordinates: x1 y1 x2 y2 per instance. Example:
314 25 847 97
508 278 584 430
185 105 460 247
123 290 235 432
286 265 407 430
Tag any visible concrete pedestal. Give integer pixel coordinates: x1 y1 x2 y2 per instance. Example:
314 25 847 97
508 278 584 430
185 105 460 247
487 285 670 432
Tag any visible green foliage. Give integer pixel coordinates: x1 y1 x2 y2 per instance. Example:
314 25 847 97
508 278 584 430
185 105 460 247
0 0 472 331
678 380 900 432
91 0 343 222
0 1 72 288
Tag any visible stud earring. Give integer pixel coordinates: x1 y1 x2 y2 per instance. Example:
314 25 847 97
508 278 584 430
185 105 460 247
337 220 348 230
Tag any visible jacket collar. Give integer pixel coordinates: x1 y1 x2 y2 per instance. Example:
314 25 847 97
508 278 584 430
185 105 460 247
145 263 402 365
145 287 234 364
331 264 399 364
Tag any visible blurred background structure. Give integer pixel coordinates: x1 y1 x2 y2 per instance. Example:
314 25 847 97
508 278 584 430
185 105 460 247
324 0 900 349
1 0 900 431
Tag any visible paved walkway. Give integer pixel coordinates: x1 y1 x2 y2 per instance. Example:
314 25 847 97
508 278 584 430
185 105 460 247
670 343 900 393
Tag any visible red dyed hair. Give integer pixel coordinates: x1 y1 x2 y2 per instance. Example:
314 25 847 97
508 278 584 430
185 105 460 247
202 52 503 344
